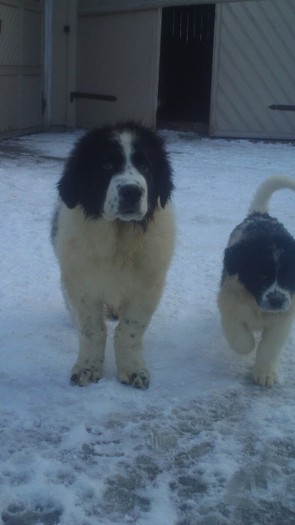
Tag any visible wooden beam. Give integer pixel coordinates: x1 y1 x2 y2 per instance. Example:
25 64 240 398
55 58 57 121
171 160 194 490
79 0 258 16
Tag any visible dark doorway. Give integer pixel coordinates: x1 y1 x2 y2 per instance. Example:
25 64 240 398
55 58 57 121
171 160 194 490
157 4 215 132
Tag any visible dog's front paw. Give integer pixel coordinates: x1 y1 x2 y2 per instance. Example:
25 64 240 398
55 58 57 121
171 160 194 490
70 365 102 387
252 367 278 387
118 369 150 389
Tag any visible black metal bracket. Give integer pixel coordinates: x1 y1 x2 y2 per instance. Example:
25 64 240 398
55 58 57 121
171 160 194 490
269 104 295 111
41 95 46 115
70 92 117 103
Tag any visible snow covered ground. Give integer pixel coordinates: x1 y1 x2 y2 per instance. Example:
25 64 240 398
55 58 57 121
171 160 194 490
1 129 295 525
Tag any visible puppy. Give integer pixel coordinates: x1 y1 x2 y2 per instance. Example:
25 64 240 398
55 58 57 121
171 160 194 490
52 122 175 389
218 175 295 386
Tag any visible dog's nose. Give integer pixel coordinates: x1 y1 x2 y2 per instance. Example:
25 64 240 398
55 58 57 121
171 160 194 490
119 185 143 205
266 291 285 310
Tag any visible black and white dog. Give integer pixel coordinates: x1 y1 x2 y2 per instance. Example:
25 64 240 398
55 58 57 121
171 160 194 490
52 122 175 389
218 176 295 386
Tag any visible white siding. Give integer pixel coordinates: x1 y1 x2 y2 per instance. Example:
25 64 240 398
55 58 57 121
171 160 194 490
210 0 295 139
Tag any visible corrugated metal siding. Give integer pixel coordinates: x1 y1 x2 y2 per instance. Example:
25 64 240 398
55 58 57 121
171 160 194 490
210 0 295 139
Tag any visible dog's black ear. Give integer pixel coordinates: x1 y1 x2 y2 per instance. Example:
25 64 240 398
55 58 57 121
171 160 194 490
156 153 174 208
223 244 243 276
159 170 174 208
57 163 79 209
136 125 174 209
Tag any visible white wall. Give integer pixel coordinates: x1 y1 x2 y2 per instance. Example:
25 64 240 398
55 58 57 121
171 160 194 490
210 0 295 139
48 0 77 128
76 9 161 128
78 0 257 15
0 0 43 137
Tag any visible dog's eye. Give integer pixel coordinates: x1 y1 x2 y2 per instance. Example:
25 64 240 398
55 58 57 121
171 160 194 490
139 161 151 174
133 151 151 174
103 162 114 171
259 273 268 283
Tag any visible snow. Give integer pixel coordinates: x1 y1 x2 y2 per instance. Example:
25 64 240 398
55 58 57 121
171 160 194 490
1 130 295 525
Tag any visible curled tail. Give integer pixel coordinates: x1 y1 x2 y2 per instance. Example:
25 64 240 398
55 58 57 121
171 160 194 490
249 175 295 214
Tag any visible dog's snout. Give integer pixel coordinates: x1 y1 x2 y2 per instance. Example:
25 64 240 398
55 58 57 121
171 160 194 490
104 173 148 221
266 291 285 310
120 184 143 205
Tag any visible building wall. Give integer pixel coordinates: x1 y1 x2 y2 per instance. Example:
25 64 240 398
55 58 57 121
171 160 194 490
210 0 295 139
48 0 77 129
78 0 254 15
1 0 294 139
0 0 43 137
76 8 161 128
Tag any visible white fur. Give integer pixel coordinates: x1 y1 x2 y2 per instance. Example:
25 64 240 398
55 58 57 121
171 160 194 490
249 174 295 214
103 132 148 221
54 201 175 387
260 281 291 312
103 173 148 221
218 174 295 387
218 276 295 387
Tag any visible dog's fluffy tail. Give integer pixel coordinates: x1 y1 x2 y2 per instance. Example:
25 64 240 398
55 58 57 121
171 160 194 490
249 175 295 214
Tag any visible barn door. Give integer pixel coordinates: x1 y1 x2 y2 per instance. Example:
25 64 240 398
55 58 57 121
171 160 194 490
158 5 215 131
0 0 44 137
76 9 161 128
210 0 295 140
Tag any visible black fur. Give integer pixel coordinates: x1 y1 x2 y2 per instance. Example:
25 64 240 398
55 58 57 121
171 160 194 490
57 122 174 226
223 212 295 307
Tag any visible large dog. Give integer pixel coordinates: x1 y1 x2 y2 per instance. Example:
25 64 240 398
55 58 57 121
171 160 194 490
52 122 175 389
218 175 295 387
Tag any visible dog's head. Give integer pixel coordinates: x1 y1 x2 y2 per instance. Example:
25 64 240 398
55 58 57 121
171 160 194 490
224 235 295 312
58 122 174 226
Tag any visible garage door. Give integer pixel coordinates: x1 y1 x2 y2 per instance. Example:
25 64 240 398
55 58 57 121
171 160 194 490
0 0 43 137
